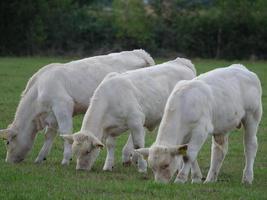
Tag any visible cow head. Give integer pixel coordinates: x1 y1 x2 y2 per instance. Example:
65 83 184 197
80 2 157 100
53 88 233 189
62 131 104 170
136 144 187 183
0 123 36 163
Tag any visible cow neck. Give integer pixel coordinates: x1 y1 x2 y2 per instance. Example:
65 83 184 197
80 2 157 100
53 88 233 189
12 89 38 137
80 96 107 140
155 113 185 147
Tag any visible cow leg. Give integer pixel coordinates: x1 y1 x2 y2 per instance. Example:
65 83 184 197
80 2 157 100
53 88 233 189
103 136 116 171
34 126 57 163
205 134 228 183
52 100 74 165
128 113 147 173
122 134 134 166
175 129 208 183
35 113 58 163
191 159 203 183
242 109 261 184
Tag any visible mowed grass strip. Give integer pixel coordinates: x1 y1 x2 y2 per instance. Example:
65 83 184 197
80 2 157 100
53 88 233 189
0 57 266 200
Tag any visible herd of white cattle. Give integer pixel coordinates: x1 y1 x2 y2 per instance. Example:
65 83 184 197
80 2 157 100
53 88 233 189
0 49 262 184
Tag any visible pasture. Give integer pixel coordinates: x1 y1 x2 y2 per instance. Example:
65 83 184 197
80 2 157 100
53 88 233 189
0 57 266 199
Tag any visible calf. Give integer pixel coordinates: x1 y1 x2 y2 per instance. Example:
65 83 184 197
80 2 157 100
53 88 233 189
137 64 262 184
62 58 196 172
0 50 154 165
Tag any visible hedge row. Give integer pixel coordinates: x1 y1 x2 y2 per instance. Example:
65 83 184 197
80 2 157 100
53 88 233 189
1 0 267 59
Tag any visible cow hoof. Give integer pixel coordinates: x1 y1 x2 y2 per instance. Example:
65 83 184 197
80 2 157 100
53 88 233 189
122 161 132 167
174 177 187 184
103 166 113 171
138 168 147 174
191 177 202 184
61 159 70 166
204 176 216 183
174 174 187 184
242 176 253 185
34 157 46 164
34 157 44 164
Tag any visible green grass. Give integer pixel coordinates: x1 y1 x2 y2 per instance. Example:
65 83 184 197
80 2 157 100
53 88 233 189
0 57 266 199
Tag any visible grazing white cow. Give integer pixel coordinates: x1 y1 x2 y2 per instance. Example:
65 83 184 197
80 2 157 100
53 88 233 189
62 58 196 172
0 49 154 165
137 64 262 184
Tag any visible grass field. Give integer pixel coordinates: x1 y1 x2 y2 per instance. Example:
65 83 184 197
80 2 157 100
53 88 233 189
0 57 266 200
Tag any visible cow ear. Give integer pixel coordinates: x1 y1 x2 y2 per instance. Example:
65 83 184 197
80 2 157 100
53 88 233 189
61 135 74 144
0 129 9 140
170 144 188 156
91 135 104 149
135 148 149 159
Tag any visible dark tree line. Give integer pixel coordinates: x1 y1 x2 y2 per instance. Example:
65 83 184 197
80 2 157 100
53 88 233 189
1 0 267 59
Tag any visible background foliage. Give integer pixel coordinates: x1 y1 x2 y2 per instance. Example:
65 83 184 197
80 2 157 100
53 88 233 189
1 0 267 59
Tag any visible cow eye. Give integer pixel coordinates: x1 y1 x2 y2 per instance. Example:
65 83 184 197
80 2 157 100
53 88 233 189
161 164 169 169
6 141 10 145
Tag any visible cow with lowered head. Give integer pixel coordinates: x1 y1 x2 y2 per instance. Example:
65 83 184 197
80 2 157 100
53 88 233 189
62 57 196 173
0 50 154 164
137 64 262 184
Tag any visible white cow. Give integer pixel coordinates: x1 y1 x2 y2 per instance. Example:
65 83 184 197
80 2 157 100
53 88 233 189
137 64 262 184
0 49 154 165
62 58 196 172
